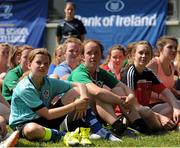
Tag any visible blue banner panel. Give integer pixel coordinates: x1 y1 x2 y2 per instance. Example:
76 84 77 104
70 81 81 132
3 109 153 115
73 0 168 55
0 0 48 48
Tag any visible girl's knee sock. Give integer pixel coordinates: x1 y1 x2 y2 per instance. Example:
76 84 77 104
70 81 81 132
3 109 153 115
83 107 112 139
43 127 65 141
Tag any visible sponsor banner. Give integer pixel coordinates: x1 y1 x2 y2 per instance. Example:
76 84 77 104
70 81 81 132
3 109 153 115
0 0 48 47
73 0 168 55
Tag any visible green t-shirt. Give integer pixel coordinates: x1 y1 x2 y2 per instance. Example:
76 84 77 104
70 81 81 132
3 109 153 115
68 64 119 89
2 65 23 101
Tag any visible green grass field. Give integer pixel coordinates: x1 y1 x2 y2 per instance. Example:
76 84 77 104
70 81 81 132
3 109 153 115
16 130 180 147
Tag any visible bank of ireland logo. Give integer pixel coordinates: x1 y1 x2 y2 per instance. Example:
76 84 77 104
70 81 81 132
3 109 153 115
0 2 13 19
105 0 125 12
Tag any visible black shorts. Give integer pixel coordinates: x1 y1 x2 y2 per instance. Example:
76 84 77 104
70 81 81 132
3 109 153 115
12 98 66 136
14 115 66 130
61 112 88 132
12 116 66 138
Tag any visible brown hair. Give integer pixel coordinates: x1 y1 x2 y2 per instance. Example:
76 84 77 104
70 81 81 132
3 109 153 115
82 39 104 58
8 45 22 69
126 42 136 58
156 36 178 51
65 1 76 10
123 42 136 67
102 44 125 66
28 48 51 64
175 45 180 76
8 45 33 69
18 48 50 81
0 43 12 49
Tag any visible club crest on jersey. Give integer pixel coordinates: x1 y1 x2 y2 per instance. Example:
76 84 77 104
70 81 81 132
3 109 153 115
96 81 103 88
42 90 49 98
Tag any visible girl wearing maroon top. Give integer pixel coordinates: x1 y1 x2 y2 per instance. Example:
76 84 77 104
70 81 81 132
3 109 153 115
101 45 126 116
101 44 126 80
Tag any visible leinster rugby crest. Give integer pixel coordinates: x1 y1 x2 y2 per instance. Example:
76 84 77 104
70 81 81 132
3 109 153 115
42 90 49 99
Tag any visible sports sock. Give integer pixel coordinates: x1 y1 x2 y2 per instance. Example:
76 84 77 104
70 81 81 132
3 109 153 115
83 106 112 139
43 127 65 141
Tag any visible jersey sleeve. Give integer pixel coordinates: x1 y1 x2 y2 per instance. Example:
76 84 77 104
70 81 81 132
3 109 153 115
101 69 119 88
121 67 135 89
50 78 73 94
3 71 20 91
53 65 70 77
68 71 92 84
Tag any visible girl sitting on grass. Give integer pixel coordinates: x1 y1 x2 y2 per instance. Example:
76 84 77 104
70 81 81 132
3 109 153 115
9 48 120 142
121 40 180 131
101 44 126 117
147 36 180 102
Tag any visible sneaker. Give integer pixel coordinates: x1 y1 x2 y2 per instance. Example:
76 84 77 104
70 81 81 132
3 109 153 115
79 127 92 146
123 127 140 138
63 132 70 146
90 133 101 140
90 130 122 142
108 134 122 142
63 128 80 146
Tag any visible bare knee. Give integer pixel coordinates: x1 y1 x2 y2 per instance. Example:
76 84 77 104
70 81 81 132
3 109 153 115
23 123 45 140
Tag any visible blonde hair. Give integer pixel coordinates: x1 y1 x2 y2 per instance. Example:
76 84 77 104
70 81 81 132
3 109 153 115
131 40 153 63
51 44 64 65
63 37 82 53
